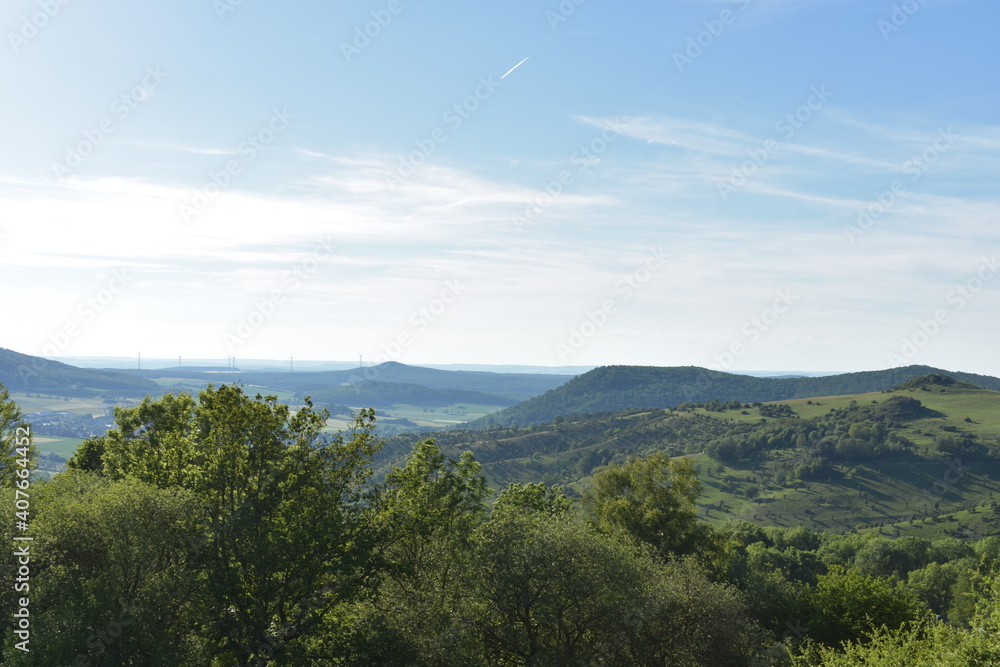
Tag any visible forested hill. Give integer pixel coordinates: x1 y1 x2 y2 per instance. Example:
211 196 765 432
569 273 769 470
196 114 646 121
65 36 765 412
469 364 1000 428
0 347 158 397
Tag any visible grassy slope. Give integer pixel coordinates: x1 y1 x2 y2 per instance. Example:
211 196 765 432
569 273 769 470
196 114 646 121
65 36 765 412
701 383 1000 535
396 379 1000 540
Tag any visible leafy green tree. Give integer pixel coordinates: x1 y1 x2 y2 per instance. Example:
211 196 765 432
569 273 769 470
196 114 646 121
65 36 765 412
367 440 489 665
470 509 763 665
744 542 825 586
906 561 963 617
0 382 35 486
199 390 383 664
853 536 931 580
583 452 730 572
3 473 207 665
81 391 199 487
805 565 925 646
790 618 970 666
974 536 1000 572
67 385 384 664
766 525 822 552
491 481 572 520
792 572 1000 665
947 567 981 626
629 557 767 666
470 511 643 664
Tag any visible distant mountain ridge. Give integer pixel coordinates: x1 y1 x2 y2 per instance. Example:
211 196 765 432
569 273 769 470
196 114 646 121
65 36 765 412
469 364 1000 428
305 380 522 410
0 348 158 396
118 361 574 403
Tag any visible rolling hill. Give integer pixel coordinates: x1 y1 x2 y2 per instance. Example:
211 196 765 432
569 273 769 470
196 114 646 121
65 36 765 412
0 347 158 397
469 364 1000 428
305 380 522 410
378 373 1000 541
117 361 574 403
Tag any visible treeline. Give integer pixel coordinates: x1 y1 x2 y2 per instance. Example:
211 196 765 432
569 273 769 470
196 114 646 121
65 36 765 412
2 385 1000 665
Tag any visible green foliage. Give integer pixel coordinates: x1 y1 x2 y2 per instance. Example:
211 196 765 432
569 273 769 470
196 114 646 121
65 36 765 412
471 512 643 664
3 473 206 665
853 536 931 579
491 481 573 520
584 453 730 571
44 385 383 664
804 565 925 646
760 403 798 418
791 572 1000 665
0 383 35 486
15 380 1000 665
368 440 489 665
935 432 987 458
790 619 971 667
89 392 199 487
906 561 962 616
470 512 763 665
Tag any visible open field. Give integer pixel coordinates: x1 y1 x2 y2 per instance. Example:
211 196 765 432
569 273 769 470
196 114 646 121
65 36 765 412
12 393 118 417
32 436 84 459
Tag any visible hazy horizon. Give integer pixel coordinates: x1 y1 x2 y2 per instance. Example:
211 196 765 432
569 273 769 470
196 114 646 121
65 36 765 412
3 1 997 375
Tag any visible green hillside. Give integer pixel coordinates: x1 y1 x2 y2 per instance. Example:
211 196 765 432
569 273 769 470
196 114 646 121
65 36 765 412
378 374 1000 542
0 347 158 397
470 364 1000 428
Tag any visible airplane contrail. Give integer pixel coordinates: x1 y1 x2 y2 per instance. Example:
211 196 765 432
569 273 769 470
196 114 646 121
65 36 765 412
501 56 530 79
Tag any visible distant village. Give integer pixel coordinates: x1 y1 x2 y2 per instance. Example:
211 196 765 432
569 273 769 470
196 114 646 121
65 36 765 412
28 409 115 440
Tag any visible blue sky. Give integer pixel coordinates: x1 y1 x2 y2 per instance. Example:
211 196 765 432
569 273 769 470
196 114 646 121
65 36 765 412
1 0 998 374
